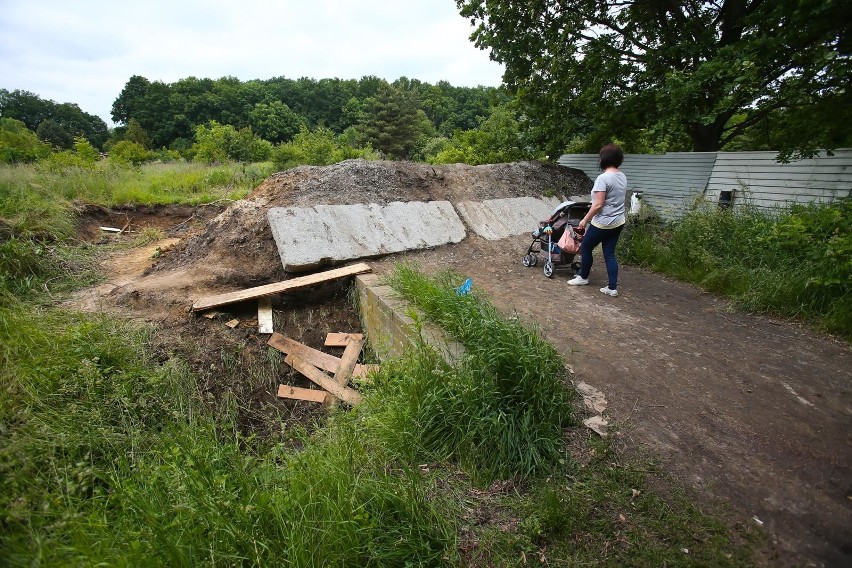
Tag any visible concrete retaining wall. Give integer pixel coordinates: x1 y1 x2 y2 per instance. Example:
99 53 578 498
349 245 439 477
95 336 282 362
355 273 464 364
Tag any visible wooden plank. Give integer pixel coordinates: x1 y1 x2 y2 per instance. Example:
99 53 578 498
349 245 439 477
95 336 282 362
334 337 363 385
267 333 373 378
324 332 364 347
285 355 362 406
277 384 327 403
258 297 273 334
192 263 372 312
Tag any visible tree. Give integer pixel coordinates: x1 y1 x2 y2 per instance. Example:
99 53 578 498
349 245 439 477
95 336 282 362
356 85 430 159
432 105 535 165
458 0 852 158
248 101 305 144
36 119 73 149
191 121 272 164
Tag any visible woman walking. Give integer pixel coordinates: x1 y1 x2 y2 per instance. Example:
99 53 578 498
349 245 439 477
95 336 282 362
567 143 627 297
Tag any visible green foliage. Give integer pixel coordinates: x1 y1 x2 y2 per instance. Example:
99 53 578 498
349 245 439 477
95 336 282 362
381 265 573 481
191 121 272 164
35 119 73 149
458 0 851 157
248 100 305 144
271 126 377 170
109 74 501 155
0 250 758 566
621 199 852 337
0 89 108 149
0 161 274 240
0 118 52 164
356 84 432 159
108 140 155 166
431 105 536 165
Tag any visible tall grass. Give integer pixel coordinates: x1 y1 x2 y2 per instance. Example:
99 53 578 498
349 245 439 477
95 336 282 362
0 246 757 566
622 199 851 338
0 161 275 240
0 293 453 566
381 264 573 482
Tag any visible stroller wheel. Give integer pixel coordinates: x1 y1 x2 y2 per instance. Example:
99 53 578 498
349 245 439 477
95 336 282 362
522 254 533 267
543 260 554 278
529 254 538 266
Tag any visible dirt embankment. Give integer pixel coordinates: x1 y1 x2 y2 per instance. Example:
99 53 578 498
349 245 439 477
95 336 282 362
72 159 851 568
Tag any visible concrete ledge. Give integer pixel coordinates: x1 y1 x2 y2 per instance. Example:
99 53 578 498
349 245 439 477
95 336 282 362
268 201 466 272
456 196 561 240
355 273 465 364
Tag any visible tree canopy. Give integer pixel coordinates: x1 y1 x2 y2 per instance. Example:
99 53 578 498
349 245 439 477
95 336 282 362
458 0 852 158
110 74 504 153
0 89 109 149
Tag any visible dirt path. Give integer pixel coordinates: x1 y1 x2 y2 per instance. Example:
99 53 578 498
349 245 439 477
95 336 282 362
370 234 851 567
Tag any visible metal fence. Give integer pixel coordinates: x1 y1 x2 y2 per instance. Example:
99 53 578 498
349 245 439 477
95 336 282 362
558 149 852 219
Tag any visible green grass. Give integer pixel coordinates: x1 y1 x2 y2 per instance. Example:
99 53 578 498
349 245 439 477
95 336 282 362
0 160 275 240
0 237 759 565
380 264 573 482
621 199 851 338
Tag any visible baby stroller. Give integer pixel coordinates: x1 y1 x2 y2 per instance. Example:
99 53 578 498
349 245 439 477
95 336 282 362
522 200 591 278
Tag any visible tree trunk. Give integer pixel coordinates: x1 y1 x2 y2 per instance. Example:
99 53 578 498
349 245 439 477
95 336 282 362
689 120 726 152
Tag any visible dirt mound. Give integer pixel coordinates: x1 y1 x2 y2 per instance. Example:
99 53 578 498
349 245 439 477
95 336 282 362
148 159 592 289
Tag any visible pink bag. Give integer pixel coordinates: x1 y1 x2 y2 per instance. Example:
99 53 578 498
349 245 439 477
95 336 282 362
557 225 582 254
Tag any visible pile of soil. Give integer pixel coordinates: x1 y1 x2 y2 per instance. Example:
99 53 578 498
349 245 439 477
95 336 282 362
149 159 592 289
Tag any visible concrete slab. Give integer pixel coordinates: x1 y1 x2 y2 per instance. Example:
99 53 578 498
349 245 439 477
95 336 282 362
455 196 562 240
268 201 466 271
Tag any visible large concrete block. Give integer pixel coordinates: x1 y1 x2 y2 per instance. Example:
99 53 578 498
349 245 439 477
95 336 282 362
268 201 466 271
456 196 561 240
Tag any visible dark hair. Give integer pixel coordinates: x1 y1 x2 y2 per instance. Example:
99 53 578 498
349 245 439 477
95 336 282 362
599 143 624 170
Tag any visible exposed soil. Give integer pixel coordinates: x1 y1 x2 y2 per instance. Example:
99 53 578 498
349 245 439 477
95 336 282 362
69 159 851 568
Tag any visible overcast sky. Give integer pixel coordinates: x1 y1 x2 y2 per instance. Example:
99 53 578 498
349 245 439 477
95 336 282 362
0 0 504 126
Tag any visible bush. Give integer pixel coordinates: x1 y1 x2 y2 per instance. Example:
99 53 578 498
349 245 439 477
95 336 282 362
108 140 155 166
0 118 52 164
271 126 378 170
621 199 851 337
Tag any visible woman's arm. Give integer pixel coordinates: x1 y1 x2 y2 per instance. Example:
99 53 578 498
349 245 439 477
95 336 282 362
578 190 606 230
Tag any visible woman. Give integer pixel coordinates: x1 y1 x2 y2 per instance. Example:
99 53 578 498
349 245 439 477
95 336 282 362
567 143 627 297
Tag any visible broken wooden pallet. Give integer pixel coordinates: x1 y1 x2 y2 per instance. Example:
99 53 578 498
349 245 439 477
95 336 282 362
268 333 377 379
191 262 371 312
271 332 375 407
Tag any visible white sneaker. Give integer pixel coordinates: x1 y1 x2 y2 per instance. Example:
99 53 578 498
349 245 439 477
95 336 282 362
567 276 589 286
600 286 618 297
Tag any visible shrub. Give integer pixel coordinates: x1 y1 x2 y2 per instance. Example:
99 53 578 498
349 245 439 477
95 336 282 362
108 140 155 166
0 118 52 164
621 199 851 337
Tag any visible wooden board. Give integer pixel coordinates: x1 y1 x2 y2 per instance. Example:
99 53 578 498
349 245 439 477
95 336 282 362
267 333 374 379
258 297 273 334
334 336 364 388
325 334 364 409
285 355 362 406
276 384 327 403
324 332 364 347
191 263 371 312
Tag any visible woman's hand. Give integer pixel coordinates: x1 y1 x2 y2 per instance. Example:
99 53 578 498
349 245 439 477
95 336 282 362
578 219 587 230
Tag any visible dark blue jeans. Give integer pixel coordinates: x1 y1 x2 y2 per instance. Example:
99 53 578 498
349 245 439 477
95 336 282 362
579 223 624 289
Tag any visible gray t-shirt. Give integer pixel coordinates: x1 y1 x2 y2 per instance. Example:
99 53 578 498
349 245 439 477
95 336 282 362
591 170 627 227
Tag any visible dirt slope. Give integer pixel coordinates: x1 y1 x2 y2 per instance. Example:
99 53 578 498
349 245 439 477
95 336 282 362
73 159 851 567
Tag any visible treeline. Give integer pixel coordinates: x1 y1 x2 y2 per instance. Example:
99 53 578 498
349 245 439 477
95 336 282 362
1 75 524 166
0 89 109 150
111 75 505 150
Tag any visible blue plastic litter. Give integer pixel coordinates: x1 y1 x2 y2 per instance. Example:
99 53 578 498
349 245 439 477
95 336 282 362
456 277 472 296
